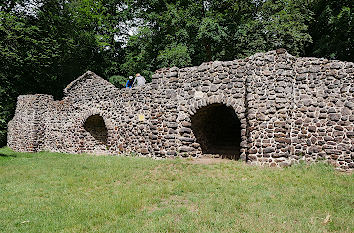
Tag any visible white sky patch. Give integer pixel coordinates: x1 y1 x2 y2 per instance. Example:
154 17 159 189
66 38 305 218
12 0 43 16
115 18 144 46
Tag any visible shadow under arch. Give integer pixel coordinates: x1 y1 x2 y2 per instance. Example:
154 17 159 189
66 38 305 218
83 114 108 144
190 103 242 159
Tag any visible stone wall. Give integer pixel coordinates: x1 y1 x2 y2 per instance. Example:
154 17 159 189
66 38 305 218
7 50 354 170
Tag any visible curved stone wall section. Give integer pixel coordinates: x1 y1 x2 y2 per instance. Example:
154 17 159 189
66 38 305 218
7 50 354 170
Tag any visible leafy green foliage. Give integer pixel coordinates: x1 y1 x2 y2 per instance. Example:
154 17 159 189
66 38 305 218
109 75 127 88
122 0 314 70
121 27 156 80
306 0 353 60
234 0 312 57
157 43 192 68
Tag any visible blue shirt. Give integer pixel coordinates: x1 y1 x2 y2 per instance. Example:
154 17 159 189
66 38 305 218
126 79 134 88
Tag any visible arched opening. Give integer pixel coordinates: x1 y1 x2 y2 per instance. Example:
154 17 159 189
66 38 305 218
191 103 241 159
83 114 108 144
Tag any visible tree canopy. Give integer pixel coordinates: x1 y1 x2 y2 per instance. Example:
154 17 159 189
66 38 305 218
0 0 353 146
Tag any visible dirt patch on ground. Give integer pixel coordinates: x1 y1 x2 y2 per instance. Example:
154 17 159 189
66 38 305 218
187 157 232 165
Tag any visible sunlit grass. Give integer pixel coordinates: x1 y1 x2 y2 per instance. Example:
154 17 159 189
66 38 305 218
0 147 353 232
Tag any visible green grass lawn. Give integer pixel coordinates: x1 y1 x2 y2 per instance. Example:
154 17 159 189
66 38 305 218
0 147 353 232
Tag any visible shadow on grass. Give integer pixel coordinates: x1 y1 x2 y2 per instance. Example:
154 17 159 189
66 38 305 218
0 147 18 157
0 146 18 158
0 153 17 157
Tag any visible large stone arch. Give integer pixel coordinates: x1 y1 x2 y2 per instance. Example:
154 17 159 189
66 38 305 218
77 109 114 154
184 95 248 161
83 115 108 144
78 109 113 130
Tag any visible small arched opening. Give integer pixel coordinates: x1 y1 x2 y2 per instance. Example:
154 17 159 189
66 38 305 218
83 114 108 144
191 103 241 159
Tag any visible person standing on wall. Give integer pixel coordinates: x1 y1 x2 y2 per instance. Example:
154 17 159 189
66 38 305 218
125 76 134 88
133 73 146 87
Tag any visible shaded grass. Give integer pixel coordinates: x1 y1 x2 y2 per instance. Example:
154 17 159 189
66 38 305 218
0 147 353 232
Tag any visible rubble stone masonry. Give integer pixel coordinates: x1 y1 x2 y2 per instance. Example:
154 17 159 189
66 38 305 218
7 50 354 170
